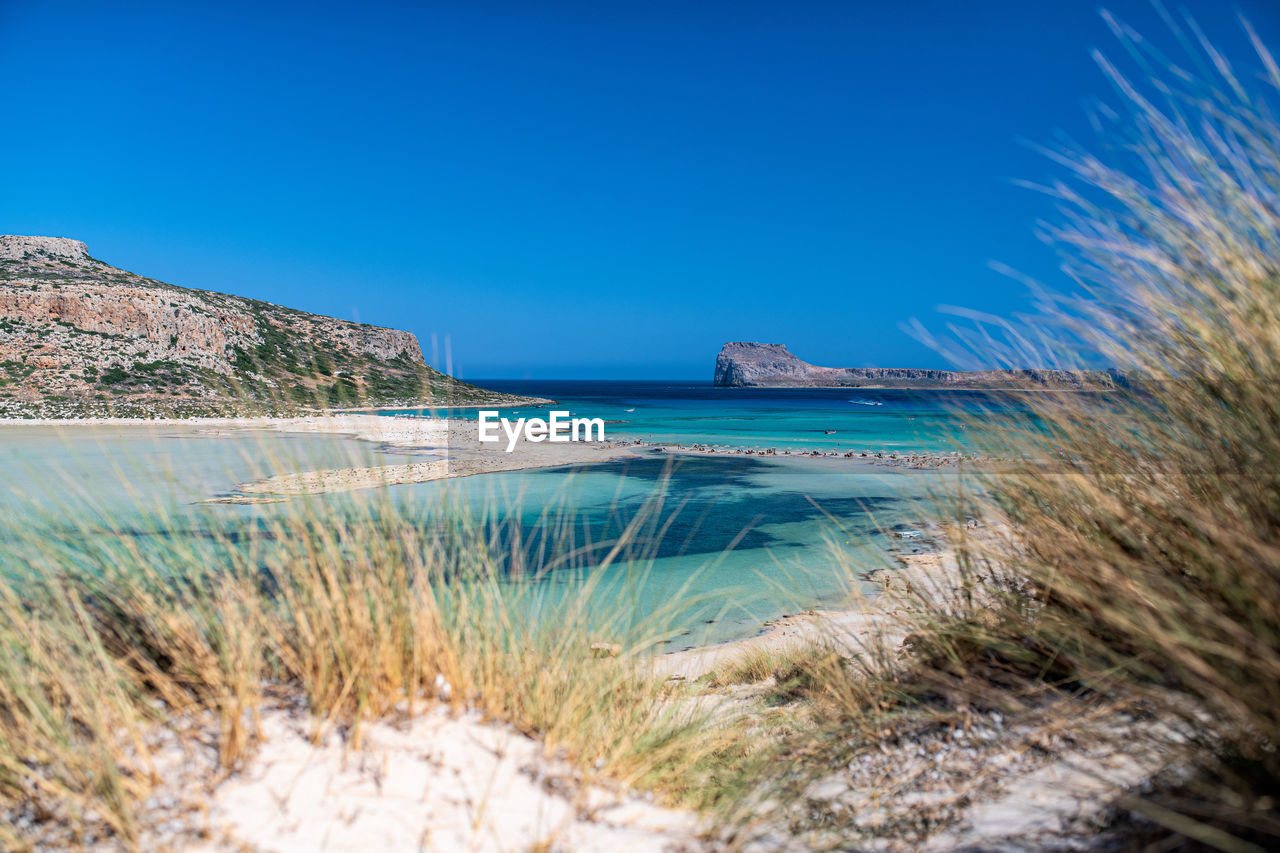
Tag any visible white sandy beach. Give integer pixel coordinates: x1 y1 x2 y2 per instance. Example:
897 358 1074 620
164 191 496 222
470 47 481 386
187 708 702 853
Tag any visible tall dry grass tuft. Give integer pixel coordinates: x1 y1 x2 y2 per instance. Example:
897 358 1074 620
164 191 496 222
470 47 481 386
0 466 740 849
706 14 1280 850
911 13 1280 848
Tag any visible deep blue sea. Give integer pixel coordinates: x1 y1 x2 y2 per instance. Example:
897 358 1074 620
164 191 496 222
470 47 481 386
387 379 1035 455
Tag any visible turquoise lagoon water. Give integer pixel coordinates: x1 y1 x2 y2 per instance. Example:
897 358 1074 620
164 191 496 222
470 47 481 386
404 453 941 645
0 384 1029 645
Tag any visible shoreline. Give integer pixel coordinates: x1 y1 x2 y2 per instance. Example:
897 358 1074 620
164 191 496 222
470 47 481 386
0 403 555 427
330 398 556 412
652 551 950 680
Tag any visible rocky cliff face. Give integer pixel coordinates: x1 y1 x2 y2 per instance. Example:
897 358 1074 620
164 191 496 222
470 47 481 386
714 342 1120 390
0 236 532 417
0 236 93 263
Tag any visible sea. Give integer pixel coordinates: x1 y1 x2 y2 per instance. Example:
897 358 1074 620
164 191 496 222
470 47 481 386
387 379 1025 454
0 382 1032 645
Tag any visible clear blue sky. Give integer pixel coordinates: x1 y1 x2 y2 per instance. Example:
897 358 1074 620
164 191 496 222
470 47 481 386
3 1 1277 379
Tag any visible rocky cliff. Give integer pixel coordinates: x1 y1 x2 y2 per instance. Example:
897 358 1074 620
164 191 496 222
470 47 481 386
714 342 1120 390
0 236 534 417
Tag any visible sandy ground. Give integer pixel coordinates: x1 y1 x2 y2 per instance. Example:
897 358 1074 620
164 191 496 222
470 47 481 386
186 707 701 853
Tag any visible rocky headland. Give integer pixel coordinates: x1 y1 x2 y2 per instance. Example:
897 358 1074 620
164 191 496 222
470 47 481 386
0 236 538 417
715 341 1123 389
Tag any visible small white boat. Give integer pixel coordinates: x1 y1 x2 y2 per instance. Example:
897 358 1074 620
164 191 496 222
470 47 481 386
849 399 883 406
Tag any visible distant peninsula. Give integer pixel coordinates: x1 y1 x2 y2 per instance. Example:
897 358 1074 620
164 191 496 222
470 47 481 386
714 341 1122 390
0 236 539 418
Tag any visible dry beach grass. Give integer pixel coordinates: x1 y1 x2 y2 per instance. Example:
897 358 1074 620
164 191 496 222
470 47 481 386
0 468 752 850
728 17 1280 850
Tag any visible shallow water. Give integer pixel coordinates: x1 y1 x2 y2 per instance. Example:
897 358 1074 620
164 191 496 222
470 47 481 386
0 424 418 519
397 454 942 645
